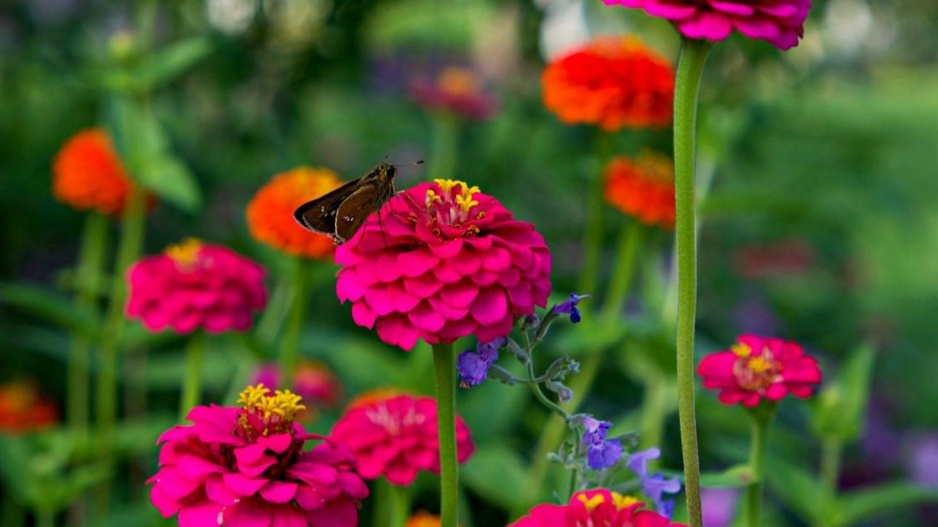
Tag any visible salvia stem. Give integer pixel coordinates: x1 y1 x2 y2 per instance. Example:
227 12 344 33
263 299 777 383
431 342 459 527
673 36 713 527
68 212 108 436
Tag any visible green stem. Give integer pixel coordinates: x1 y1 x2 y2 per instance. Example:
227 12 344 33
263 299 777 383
431 342 459 527
180 332 205 420
638 376 672 451
386 480 411 527
673 37 712 527
428 113 459 182
815 438 842 527
745 405 774 527
68 212 109 436
93 183 146 514
577 132 612 295
600 222 644 319
280 257 309 389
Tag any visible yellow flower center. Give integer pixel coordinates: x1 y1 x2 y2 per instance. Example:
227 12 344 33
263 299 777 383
421 179 484 237
165 238 203 268
578 491 639 512
732 342 784 392
238 384 307 425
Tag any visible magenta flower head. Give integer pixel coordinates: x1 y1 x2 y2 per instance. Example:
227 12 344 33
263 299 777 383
510 489 690 527
697 334 822 407
149 384 369 527
126 238 267 334
335 179 552 350
603 0 811 50
329 390 475 486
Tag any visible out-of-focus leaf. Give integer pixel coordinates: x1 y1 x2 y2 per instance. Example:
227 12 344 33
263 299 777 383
553 314 629 355
101 38 213 93
88 501 173 527
838 482 938 527
105 97 202 212
698 465 755 487
461 445 529 510
811 344 875 443
113 416 176 455
0 283 99 336
764 456 820 523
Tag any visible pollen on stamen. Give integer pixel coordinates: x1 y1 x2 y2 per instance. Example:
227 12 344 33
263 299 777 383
237 384 271 411
165 237 203 268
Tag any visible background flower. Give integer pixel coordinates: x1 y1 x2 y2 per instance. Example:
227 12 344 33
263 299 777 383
541 37 674 131
0 380 57 434
246 167 343 259
605 151 675 228
509 489 689 526
407 511 443 527
697 334 822 407
251 360 343 417
329 392 474 486
410 66 498 120
603 0 810 50
335 179 552 350
52 128 154 216
149 385 368 527
126 238 268 334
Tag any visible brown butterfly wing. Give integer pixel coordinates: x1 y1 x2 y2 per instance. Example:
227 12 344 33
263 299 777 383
333 184 385 244
293 178 365 234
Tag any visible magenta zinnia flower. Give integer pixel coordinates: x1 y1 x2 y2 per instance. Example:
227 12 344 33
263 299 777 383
510 489 689 527
335 179 552 350
126 238 267 334
149 385 368 527
697 334 822 407
603 0 811 50
329 391 474 486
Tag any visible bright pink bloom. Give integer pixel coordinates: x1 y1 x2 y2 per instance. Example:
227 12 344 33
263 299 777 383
335 179 552 350
329 392 474 486
149 385 368 527
126 239 267 334
697 334 822 407
510 489 689 527
603 0 810 50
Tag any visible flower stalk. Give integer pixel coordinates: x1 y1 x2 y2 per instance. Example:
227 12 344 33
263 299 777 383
745 403 775 527
280 257 309 388
432 342 459 527
180 331 205 420
672 36 712 527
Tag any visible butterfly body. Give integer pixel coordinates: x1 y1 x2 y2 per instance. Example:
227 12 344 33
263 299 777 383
294 162 398 245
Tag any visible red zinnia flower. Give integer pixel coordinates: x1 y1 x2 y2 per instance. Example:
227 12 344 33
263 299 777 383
335 179 552 351
541 37 674 131
52 128 156 216
149 385 368 527
510 489 689 527
697 334 822 407
603 0 810 50
329 392 474 486
126 238 268 334
409 66 498 120
246 167 343 259
604 151 675 228
0 380 58 434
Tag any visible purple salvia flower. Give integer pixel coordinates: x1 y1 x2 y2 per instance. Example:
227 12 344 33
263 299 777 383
456 337 505 388
551 293 589 323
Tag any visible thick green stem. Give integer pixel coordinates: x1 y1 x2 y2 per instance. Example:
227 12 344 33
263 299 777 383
280 257 309 389
431 342 459 527
385 480 411 527
815 438 842 527
600 222 643 319
180 332 205 420
673 37 712 527
577 132 612 295
745 405 774 527
93 183 146 513
428 113 459 182
68 212 109 435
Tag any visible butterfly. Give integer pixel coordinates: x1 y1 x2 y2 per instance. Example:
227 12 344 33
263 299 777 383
293 161 420 245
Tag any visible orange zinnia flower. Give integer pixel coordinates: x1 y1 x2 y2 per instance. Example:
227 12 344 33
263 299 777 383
246 167 343 259
604 151 675 228
541 37 674 131
407 511 444 527
52 128 152 216
0 380 58 434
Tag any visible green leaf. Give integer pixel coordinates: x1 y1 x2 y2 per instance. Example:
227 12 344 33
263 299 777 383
698 465 755 488
137 154 202 212
838 482 938 526
134 38 213 89
461 445 529 510
763 456 820 523
811 344 875 443
0 283 99 336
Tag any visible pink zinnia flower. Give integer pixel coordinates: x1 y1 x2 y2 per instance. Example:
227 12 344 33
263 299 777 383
149 385 369 527
697 334 822 407
126 238 267 334
409 66 498 120
335 179 552 350
329 391 474 486
603 0 811 50
510 489 689 527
